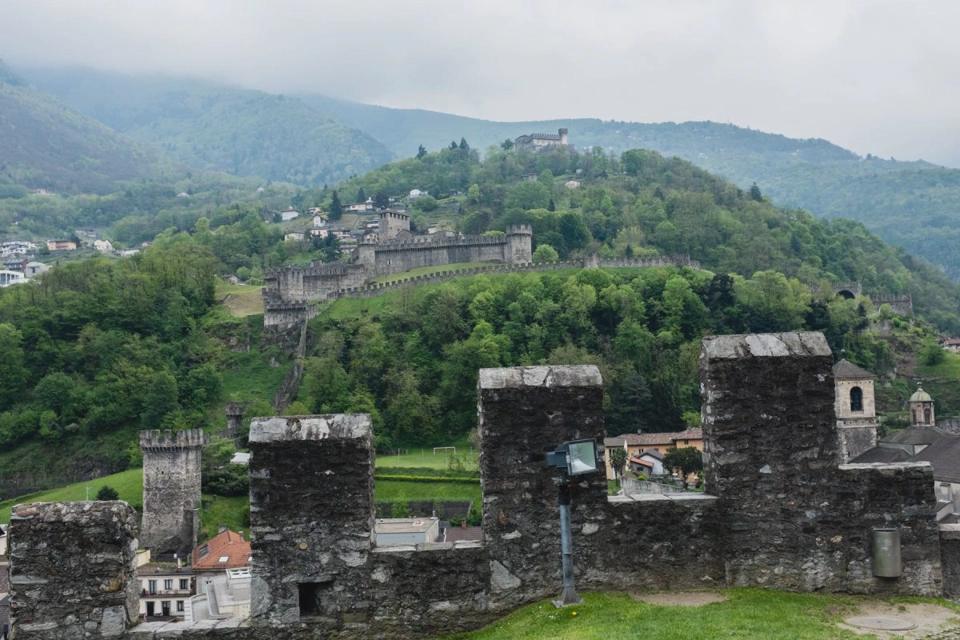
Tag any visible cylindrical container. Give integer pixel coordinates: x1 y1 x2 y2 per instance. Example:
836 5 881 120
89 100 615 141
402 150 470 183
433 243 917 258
872 528 902 578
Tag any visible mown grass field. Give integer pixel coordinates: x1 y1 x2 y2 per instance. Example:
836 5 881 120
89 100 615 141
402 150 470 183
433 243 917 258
372 262 490 285
441 589 960 640
217 282 264 317
376 449 479 471
0 468 144 524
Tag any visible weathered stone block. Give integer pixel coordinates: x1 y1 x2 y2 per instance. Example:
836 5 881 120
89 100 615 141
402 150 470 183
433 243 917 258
249 415 375 629
8 501 138 640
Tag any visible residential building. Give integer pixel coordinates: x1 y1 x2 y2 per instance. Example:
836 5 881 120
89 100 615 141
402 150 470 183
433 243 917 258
189 567 251 623
408 189 427 199
137 551 195 620
942 338 960 354
851 384 960 521
0 271 25 288
93 239 114 253
284 232 305 242
278 208 300 222
46 239 77 252
189 529 251 622
308 227 329 239
311 214 327 227
603 428 703 478
514 128 569 152
375 517 441 546
24 262 48 278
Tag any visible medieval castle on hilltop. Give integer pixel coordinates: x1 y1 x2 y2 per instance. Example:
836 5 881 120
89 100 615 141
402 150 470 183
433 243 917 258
263 209 533 326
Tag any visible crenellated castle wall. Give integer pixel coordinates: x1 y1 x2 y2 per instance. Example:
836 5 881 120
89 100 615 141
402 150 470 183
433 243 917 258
6 332 953 639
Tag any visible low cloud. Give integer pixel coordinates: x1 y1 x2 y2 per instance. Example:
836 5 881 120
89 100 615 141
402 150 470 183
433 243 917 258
3 0 959 163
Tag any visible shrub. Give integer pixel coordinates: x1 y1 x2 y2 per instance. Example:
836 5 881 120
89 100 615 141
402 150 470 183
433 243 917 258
96 485 119 501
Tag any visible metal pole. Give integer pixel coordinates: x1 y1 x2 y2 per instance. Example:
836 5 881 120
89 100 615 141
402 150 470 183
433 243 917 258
554 474 581 607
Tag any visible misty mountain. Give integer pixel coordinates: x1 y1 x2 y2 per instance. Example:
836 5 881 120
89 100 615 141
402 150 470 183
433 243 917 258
0 61 175 194
300 95 960 280
24 67 394 187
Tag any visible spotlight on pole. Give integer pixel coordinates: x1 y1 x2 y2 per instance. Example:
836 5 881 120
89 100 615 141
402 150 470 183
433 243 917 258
545 438 599 607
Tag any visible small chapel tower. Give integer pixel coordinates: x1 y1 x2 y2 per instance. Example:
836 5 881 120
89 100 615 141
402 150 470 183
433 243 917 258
910 383 936 427
833 358 878 462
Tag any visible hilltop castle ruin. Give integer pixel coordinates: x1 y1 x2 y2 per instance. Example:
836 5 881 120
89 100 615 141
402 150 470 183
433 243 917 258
262 209 532 326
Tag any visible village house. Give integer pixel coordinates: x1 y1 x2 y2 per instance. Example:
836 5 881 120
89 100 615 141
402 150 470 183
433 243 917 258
136 550 195 621
408 189 427 199
284 232 305 243
278 208 300 222
24 262 48 278
93 239 114 253
374 518 441 546
189 529 252 622
0 271 25 288
46 239 76 252
308 227 329 239
942 338 960 354
603 428 703 478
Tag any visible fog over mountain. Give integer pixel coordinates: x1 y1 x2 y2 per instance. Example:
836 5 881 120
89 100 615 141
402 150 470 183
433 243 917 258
3 0 960 166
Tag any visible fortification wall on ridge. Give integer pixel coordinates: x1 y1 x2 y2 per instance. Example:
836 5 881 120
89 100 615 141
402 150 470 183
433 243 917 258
6 333 951 639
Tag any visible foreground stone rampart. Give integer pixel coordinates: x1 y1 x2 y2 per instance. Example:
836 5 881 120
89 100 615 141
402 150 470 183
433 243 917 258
5 334 951 639
9 502 138 639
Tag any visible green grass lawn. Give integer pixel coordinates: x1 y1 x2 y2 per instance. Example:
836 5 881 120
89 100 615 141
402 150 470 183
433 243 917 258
372 262 491 285
2 469 481 529
376 449 479 471
918 351 960 379
216 282 264 317
376 479 482 505
0 468 144 524
442 589 954 640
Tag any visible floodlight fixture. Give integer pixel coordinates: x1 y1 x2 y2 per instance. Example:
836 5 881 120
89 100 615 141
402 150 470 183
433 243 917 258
545 438 600 607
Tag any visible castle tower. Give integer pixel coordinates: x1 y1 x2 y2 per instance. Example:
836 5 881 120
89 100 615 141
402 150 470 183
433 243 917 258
558 128 569 145
225 402 244 440
832 359 878 462
505 224 532 264
140 429 207 558
910 383 935 427
378 209 410 241
357 237 377 268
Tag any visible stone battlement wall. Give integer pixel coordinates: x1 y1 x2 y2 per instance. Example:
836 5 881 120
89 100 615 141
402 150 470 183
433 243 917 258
5 334 950 639
138 428 207 451
870 293 913 317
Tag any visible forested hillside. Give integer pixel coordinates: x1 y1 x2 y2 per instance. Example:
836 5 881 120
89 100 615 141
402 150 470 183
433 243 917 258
24 67 394 186
318 144 960 333
301 95 960 279
1 143 957 491
0 62 177 194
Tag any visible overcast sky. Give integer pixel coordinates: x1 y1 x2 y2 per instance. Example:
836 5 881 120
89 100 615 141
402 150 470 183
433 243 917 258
3 0 959 164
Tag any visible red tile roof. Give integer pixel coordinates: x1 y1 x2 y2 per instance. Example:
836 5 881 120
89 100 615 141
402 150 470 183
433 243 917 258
619 429 703 447
192 529 251 571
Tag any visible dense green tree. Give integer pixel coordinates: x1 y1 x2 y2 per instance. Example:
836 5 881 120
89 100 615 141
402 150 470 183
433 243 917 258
609 446 627 484
328 190 343 220
532 244 559 263
0 323 27 411
141 370 179 429
96 485 119 501
663 446 703 477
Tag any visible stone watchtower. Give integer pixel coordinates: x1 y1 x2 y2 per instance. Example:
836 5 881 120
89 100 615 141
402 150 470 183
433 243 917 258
505 225 532 264
379 209 410 241
910 383 935 427
139 429 207 558
832 359 878 462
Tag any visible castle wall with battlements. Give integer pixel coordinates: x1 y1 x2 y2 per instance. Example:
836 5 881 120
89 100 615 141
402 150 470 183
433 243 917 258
5 333 952 639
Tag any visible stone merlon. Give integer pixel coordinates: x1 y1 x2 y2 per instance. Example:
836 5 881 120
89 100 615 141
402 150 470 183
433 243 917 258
477 365 602 390
249 414 372 443
700 331 831 360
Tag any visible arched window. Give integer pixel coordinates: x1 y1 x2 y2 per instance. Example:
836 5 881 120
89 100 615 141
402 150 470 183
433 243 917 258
925 407 931 424
850 387 863 412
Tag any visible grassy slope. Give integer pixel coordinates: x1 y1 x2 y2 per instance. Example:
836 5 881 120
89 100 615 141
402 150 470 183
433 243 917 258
441 589 959 640
217 282 264 317
372 262 490 285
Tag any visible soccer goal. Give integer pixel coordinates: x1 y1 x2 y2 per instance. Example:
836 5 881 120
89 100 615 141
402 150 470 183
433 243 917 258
433 446 456 455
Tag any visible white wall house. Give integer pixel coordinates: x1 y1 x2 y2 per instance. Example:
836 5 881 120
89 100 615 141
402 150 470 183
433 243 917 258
375 518 440 546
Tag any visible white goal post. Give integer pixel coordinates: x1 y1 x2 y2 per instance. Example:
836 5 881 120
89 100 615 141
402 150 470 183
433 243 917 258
433 446 456 455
